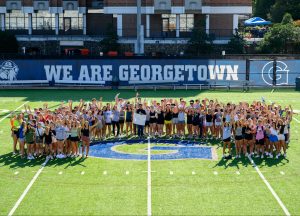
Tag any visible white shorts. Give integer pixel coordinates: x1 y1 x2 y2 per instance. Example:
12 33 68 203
215 122 222 126
278 134 285 141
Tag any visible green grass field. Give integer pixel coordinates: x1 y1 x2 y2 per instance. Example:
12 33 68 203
0 89 300 216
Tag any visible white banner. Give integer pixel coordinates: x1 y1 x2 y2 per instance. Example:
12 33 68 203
133 113 146 126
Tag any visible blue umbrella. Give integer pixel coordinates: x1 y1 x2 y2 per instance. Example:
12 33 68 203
244 17 272 26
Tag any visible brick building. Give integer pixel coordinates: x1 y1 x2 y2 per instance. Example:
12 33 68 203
0 0 252 55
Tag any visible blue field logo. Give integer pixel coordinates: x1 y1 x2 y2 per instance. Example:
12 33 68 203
89 139 216 160
0 60 19 81
262 61 289 86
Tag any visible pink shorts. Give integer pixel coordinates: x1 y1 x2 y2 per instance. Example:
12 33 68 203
82 136 90 143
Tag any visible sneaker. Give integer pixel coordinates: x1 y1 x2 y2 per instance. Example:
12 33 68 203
269 154 273 158
27 156 31 160
245 153 249 157
30 155 35 160
255 155 259 158
284 154 287 158
50 155 54 160
276 155 279 159
12 152 17 156
261 155 264 159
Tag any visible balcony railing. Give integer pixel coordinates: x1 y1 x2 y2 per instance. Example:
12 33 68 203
4 27 267 40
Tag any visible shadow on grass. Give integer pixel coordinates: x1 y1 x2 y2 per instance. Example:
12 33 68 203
213 155 289 169
0 152 87 169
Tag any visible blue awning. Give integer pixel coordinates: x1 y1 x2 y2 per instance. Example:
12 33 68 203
244 17 272 26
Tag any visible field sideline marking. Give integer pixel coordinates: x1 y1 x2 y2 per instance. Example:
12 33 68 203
293 117 300 123
248 156 291 216
8 158 49 216
147 137 152 216
0 102 28 123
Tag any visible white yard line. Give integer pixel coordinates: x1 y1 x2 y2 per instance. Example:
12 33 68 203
248 155 290 216
293 117 300 123
0 102 28 123
8 158 49 216
147 137 152 216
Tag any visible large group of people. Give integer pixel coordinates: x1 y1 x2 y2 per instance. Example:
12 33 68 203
10 93 293 160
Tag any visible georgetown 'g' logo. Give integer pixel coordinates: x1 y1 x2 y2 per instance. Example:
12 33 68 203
0 60 19 81
262 61 289 86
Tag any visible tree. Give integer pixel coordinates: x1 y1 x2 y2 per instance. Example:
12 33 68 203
0 31 18 53
281 13 293 24
258 14 300 53
227 30 246 54
270 0 300 23
99 24 120 53
254 0 275 20
186 20 215 56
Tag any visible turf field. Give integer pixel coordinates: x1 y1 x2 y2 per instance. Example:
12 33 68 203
0 89 300 216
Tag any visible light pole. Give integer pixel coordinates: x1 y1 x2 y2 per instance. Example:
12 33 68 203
136 0 144 55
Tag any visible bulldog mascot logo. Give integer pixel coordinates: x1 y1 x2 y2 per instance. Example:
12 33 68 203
0 60 19 81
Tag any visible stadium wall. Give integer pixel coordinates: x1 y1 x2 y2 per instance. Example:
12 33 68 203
0 59 298 88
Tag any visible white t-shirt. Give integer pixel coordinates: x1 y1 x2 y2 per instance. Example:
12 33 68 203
223 126 232 139
35 128 44 137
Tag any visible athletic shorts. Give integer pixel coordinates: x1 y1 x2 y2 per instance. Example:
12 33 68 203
119 120 124 124
172 118 179 124
164 120 172 125
278 134 285 141
215 122 222 126
256 139 264 145
178 120 185 124
149 119 157 124
223 137 231 142
244 135 253 141
70 136 80 142
235 135 243 141
145 121 150 126
13 130 19 138
206 122 213 127
27 141 34 144
269 134 279 142
82 136 90 143
105 122 111 125
19 137 25 142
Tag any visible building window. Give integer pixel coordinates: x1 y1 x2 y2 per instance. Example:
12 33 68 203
5 10 28 30
59 11 83 31
180 14 194 32
32 11 55 30
162 14 194 32
162 14 176 32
